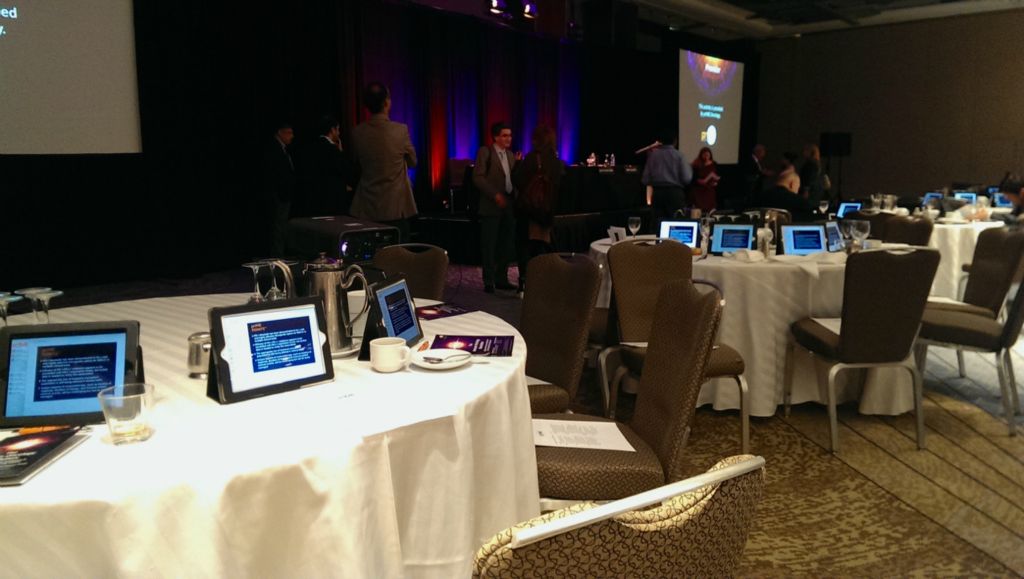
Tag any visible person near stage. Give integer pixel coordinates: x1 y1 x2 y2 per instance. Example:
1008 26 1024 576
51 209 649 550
641 131 692 227
689 146 720 213
775 152 801 194
473 121 519 293
350 82 417 242
799 144 828 205
980 172 1024 224
745 144 772 199
299 115 353 216
512 124 563 293
263 120 295 256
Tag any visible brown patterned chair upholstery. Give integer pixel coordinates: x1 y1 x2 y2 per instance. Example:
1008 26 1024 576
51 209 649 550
534 279 721 501
473 455 766 578
927 227 1024 378
916 279 1024 436
847 210 895 240
372 243 448 301
785 248 940 452
521 254 600 413
602 239 751 453
884 215 934 246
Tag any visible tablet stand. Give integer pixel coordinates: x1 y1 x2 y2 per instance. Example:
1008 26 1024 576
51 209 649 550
357 303 384 361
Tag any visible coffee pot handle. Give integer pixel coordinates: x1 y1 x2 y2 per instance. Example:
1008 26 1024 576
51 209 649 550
340 264 371 328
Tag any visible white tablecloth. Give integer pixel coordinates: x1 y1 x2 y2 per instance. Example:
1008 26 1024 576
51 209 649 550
928 221 1004 299
589 240 915 417
0 294 538 578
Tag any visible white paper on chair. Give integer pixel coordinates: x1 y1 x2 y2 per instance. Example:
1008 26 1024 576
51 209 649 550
532 419 636 452
811 317 842 335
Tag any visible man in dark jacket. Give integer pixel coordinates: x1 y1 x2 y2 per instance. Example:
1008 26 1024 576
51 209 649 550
473 121 518 293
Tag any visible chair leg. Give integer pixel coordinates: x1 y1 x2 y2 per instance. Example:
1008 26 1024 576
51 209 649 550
1003 349 1021 418
735 375 750 454
607 367 627 420
956 349 966 378
907 363 926 450
995 352 1016 437
913 342 928 374
597 347 618 417
783 340 796 417
826 365 843 453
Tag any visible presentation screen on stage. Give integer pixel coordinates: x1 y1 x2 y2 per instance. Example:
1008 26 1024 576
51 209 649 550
0 1 141 154
678 50 744 164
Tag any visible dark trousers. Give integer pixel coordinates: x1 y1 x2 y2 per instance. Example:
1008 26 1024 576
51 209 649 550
651 185 687 231
270 201 291 257
479 210 516 286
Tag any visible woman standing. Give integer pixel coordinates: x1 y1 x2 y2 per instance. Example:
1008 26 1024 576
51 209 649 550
776 152 801 194
512 124 564 293
689 147 720 213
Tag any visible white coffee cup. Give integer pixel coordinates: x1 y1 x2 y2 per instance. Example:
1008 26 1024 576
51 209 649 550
370 337 410 373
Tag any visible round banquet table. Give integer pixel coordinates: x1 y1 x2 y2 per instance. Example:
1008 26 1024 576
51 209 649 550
0 294 538 579
589 239 916 417
928 221 1004 299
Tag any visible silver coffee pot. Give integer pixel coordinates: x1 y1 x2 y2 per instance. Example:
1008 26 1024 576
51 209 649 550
301 253 369 356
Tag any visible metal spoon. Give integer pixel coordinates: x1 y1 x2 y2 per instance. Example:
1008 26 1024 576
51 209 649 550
421 352 472 364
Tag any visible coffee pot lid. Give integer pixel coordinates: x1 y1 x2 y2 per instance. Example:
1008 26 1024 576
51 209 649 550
306 252 343 271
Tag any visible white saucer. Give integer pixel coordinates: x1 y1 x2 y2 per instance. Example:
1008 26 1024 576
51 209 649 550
411 349 473 370
331 337 362 358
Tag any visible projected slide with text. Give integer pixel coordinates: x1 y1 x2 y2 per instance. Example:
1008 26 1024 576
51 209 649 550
678 50 744 164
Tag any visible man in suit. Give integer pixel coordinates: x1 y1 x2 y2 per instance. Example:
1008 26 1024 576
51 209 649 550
350 82 417 242
299 115 353 216
473 121 518 293
263 121 295 256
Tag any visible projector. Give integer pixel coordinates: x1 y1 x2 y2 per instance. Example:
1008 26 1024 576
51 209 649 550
286 217 400 264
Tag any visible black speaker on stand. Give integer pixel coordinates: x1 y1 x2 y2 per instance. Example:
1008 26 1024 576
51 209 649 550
820 132 851 200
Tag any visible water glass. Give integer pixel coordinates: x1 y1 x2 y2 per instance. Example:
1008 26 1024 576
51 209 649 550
627 216 642 237
98 383 155 445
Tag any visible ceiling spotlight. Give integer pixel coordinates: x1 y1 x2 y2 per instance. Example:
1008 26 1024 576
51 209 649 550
489 0 508 16
522 1 537 19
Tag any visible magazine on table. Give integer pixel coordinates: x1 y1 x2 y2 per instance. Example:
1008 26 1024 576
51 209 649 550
0 426 88 486
430 335 514 357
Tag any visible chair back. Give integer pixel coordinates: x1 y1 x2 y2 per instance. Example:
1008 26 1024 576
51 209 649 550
839 249 939 363
472 455 765 578
520 254 600 399
371 243 449 301
630 280 721 482
607 239 692 342
963 227 1024 316
847 211 894 240
884 216 933 245
760 207 793 226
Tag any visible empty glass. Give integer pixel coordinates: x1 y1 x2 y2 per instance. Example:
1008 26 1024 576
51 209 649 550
261 259 297 301
14 287 51 323
627 216 642 237
848 220 871 251
34 290 62 323
0 294 23 326
818 200 830 215
242 262 266 304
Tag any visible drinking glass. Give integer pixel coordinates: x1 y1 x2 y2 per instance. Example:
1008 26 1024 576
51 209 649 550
242 262 265 303
627 216 642 237
262 259 297 301
15 287 51 323
849 220 871 251
977 196 991 210
870 193 882 210
34 290 62 324
818 200 830 215
98 383 155 445
0 294 23 326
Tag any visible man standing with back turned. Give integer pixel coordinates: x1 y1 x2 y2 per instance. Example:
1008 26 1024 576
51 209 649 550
351 82 418 242
473 121 518 293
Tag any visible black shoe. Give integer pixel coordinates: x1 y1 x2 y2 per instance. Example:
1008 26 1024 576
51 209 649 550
495 281 517 291
484 284 495 294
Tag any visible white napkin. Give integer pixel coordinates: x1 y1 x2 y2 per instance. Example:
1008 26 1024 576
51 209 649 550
769 251 846 278
725 249 766 263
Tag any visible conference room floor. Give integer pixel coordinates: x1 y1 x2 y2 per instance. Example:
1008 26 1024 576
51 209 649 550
26 261 1024 574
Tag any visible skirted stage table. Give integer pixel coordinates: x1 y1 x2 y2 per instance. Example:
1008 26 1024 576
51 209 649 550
0 294 538 578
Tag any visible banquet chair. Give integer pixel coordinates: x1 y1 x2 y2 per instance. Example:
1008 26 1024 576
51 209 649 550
915 280 1024 436
535 279 721 504
928 228 1024 378
521 253 600 413
785 248 940 452
846 211 894 240
884 215 933 246
602 238 751 453
760 207 793 227
372 243 448 301
473 454 765 579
